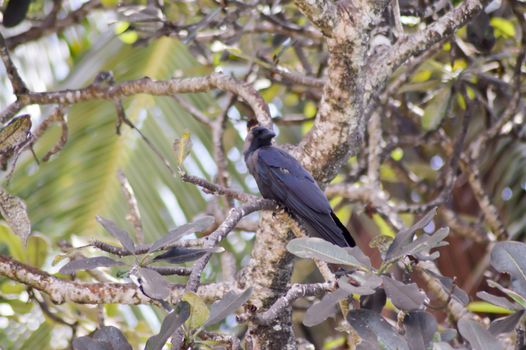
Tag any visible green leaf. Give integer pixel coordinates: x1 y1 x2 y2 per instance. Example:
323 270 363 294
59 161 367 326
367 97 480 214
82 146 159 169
203 288 252 327
303 101 317 118
173 131 193 166
9 299 34 314
0 223 24 261
148 215 214 253
487 280 526 309
468 301 514 314
303 288 350 327
96 216 136 254
411 70 432 83
182 291 209 329
25 234 49 268
490 241 526 298
145 302 190 350
59 256 125 274
490 17 516 38
101 0 119 7
287 237 370 269
422 87 452 130
18 322 52 350
458 317 501 350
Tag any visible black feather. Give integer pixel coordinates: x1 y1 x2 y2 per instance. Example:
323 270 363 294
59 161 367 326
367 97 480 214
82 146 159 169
3 0 31 28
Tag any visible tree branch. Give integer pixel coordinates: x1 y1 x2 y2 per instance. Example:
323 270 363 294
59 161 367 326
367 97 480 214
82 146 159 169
0 33 28 95
1 73 272 127
4 0 103 50
292 0 338 37
368 0 489 92
0 255 226 305
254 282 334 325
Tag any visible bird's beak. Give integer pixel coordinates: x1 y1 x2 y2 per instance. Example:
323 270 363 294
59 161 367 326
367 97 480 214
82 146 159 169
263 129 276 140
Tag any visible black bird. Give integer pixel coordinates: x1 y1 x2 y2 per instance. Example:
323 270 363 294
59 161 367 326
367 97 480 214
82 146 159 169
244 126 355 247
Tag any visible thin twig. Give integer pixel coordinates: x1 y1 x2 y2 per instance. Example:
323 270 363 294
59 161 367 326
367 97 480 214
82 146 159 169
117 170 144 244
0 33 28 95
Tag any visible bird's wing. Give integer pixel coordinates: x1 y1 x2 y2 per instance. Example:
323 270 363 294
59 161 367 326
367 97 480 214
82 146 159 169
256 147 351 246
257 147 331 214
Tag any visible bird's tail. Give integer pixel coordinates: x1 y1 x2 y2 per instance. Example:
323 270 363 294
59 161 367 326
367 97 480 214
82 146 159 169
299 211 355 247
330 211 355 247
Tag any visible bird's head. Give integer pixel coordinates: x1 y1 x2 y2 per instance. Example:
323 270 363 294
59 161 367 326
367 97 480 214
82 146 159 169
243 126 276 155
251 126 276 143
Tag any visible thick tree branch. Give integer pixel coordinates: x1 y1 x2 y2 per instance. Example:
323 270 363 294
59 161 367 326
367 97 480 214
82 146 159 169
295 3 374 182
1 73 272 127
0 255 226 305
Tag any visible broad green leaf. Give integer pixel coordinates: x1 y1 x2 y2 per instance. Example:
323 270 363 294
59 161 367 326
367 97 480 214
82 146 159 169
0 223 25 261
385 208 439 261
458 317 501 350
347 310 409 350
490 241 526 298
287 237 369 270
25 234 49 268
487 280 526 309
338 274 381 295
59 256 125 274
203 288 252 327
91 326 133 350
489 311 524 335
476 291 517 311
382 276 426 312
96 216 135 254
148 215 214 253
145 302 190 350
0 224 47 266
303 288 349 327
403 311 437 350
182 291 209 329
